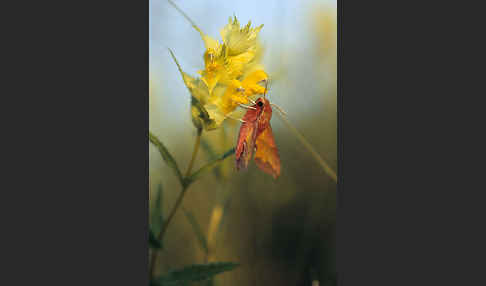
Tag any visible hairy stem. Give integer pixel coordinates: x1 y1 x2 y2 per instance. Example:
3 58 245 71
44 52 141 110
276 112 337 183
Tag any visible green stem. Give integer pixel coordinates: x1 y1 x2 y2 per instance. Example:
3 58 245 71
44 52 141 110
186 148 235 184
149 128 203 280
276 112 337 183
185 128 202 177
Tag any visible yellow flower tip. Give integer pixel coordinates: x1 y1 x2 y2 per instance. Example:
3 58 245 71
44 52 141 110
220 16 264 57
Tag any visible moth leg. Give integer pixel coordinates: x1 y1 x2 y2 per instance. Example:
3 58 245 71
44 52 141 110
239 104 257 110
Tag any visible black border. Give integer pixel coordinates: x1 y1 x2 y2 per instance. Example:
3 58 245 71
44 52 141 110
337 0 343 285
11 0 479 285
10 0 150 285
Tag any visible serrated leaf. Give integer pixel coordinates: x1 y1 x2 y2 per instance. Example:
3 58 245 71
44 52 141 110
149 227 162 249
152 262 239 286
182 207 208 254
186 148 235 186
149 131 184 183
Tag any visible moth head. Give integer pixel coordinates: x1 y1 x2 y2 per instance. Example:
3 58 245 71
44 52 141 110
255 97 267 109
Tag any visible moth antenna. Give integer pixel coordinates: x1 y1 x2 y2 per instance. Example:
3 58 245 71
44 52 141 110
239 104 257 110
263 79 269 98
271 103 288 116
225 113 246 123
248 98 257 105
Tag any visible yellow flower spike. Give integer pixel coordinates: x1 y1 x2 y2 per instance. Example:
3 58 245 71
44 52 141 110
167 1 269 130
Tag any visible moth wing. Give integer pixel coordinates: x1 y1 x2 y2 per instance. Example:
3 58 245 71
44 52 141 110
235 117 258 171
254 124 281 179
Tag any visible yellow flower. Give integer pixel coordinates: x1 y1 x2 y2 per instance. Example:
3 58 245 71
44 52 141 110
220 16 263 57
199 49 225 95
240 70 268 97
169 12 268 131
210 70 268 115
198 17 264 94
215 80 246 115
194 34 225 94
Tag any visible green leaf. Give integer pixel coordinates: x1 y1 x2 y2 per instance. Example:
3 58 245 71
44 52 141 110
186 148 235 186
149 131 184 183
149 227 162 249
150 184 164 249
152 262 239 286
203 279 214 286
182 207 208 254
151 184 164 234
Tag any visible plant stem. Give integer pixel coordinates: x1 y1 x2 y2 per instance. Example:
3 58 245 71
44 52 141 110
149 128 203 280
276 112 337 183
185 128 202 177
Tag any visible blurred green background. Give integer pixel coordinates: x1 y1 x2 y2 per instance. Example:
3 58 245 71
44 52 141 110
150 1 336 285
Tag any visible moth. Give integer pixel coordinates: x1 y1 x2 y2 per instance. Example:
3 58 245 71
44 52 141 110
235 94 282 179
